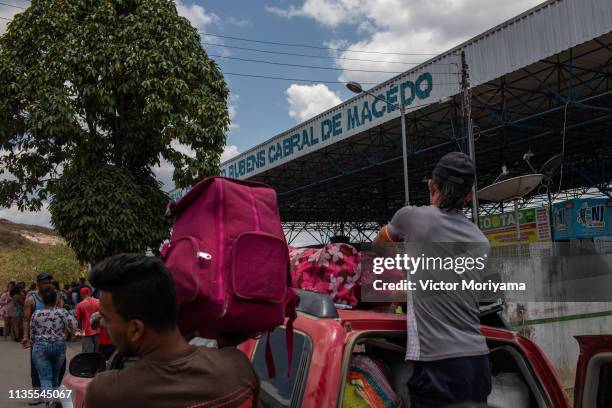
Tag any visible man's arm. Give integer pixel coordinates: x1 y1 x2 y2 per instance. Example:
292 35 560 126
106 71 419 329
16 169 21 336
84 372 118 408
372 206 415 255
372 225 396 246
91 312 100 330
372 225 400 257
75 304 83 328
22 296 34 348
59 308 79 334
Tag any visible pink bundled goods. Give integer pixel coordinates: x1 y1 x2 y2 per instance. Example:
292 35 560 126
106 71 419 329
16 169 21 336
289 244 406 307
289 243 363 307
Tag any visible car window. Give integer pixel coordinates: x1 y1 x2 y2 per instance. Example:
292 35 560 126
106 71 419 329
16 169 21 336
598 362 612 407
251 327 311 408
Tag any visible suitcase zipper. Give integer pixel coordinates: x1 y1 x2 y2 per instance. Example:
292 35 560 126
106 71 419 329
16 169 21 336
216 179 227 317
248 188 261 231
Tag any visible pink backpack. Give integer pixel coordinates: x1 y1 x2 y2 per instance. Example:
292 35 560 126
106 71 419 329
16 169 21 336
162 177 297 376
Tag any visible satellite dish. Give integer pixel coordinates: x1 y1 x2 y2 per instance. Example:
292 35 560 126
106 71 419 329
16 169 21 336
478 174 544 202
478 174 544 241
540 154 564 178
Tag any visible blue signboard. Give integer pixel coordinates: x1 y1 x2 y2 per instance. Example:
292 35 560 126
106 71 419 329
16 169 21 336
169 187 190 202
220 56 461 180
552 198 612 240
552 202 570 240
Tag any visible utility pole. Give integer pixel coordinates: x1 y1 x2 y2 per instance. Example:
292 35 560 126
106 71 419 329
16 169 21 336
461 51 480 226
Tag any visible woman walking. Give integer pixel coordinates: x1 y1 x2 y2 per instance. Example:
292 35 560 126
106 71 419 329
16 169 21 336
27 287 78 399
9 285 25 341
1 281 15 340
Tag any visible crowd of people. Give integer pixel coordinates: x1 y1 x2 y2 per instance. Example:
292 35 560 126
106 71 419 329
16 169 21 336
0 273 112 406
0 152 491 407
0 278 99 343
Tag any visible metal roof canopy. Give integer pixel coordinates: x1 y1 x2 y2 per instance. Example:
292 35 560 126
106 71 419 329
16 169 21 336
220 0 612 243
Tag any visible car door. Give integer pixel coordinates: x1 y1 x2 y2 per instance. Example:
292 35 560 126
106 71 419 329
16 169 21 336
574 335 612 408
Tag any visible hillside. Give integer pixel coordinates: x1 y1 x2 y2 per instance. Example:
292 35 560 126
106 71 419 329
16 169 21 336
0 219 86 286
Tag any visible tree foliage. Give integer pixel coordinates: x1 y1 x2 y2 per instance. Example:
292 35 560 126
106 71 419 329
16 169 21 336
0 0 230 262
49 166 170 263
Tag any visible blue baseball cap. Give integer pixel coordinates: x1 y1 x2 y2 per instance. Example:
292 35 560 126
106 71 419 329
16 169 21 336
36 272 53 282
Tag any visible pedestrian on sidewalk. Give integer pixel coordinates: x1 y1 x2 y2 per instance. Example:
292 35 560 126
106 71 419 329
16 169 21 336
75 287 100 352
1 281 16 340
22 272 64 406
27 287 78 402
9 285 25 342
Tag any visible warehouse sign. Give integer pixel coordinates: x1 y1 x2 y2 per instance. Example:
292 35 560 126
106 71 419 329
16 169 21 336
552 198 612 240
221 56 461 179
479 207 551 245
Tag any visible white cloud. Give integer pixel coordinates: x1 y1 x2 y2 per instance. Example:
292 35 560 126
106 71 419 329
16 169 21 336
226 16 250 28
0 204 52 228
152 144 240 190
286 84 342 123
152 158 176 191
170 140 196 158
176 0 219 32
266 0 361 27
221 145 240 162
269 0 543 84
227 102 240 131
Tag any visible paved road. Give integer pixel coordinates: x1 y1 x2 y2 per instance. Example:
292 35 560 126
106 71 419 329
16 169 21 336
0 337 81 407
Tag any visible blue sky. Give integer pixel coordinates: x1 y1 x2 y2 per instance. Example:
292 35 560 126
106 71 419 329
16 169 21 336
0 0 543 226
187 0 542 156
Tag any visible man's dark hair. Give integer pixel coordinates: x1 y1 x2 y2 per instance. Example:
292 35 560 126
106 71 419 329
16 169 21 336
51 281 60 290
89 254 177 331
41 287 57 306
432 175 473 211
9 286 21 297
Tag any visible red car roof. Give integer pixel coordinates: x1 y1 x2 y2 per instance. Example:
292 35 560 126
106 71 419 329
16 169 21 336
308 308 519 341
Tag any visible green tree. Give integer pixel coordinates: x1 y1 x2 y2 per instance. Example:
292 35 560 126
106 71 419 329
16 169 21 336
0 0 230 263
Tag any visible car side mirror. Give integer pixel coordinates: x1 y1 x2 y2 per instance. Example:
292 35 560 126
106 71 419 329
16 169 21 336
69 352 106 378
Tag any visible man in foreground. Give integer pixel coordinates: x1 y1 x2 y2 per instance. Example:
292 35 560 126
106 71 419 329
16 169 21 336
85 253 259 408
373 152 492 407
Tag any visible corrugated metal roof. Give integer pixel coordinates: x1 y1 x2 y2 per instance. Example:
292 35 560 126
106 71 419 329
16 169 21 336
222 0 612 170
462 0 612 86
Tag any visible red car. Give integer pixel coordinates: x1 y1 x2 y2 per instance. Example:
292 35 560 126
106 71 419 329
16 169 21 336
62 291 611 407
